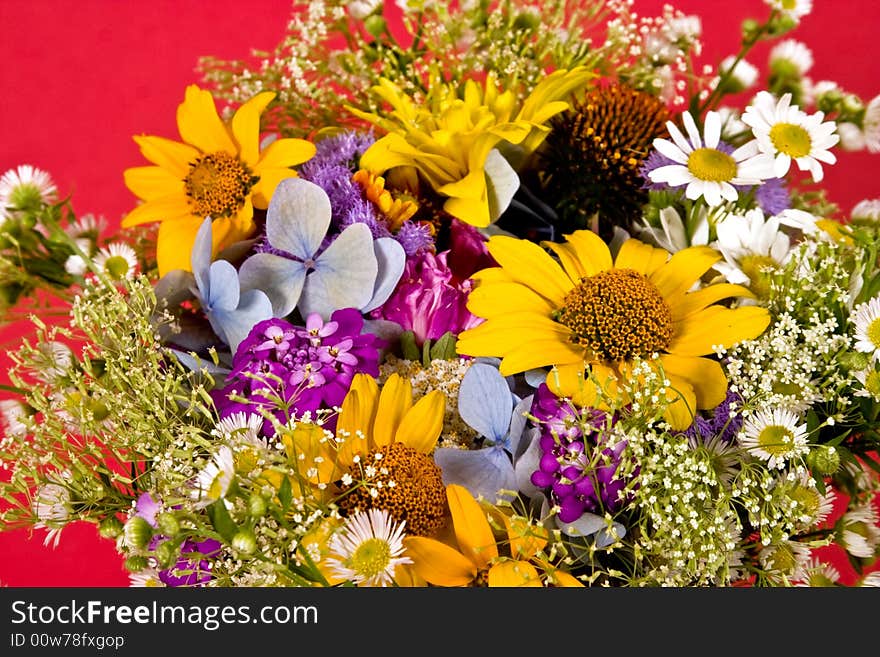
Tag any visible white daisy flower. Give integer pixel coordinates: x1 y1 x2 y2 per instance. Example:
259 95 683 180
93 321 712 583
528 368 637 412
718 55 759 92
33 482 71 548
193 445 235 505
741 91 839 182
93 242 139 280
793 558 840 587
347 0 381 19
766 0 812 20
129 568 165 587
837 95 880 153
860 571 880 587
758 539 812 582
636 205 710 254
0 399 30 438
717 106 748 141
769 39 814 76
711 208 792 291
774 207 820 235
0 164 57 218
788 472 835 527
64 213 107 241
854 368 880 400
213 412 267 450
64 254 88 277
326 508 412 587
648 110 775 206
739 407 809 469
852 294 880 360
839 503 880 559
851 198 880 223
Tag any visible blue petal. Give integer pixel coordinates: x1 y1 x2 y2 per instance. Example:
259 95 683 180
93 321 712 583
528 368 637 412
206 260 241 312
433 446 517 504
191 217 214 297
210 288 274 354
557 513 606 538
524 367 548 388
297 223 377 319
512 427 542 498
238 253 307 318
507 394 534 457
266 177 331 260
361 237 405 313
458 362 513 442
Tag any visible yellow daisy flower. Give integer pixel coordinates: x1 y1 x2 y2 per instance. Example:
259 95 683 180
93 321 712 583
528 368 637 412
456 231 771 430
288 373 447 537
122 85 316 275
403 484 581 587
348 68 591 228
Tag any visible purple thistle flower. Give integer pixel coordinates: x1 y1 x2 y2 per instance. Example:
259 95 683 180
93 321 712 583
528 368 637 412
300 130 375 176
213 310 383 434
369 250 482 346
394 220 435 257
752 176 791 215
528 384 633 522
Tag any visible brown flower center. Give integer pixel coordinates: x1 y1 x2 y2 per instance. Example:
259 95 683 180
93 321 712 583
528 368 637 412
184 152 256 218
556 268 674 362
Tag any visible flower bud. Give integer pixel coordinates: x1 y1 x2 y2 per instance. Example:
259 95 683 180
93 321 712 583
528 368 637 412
154 539 179 569
156 512 180 537
842 93 865 115
123 556 149 572
364 15 387 39
232 529 258 555
808 445 840 476
98 516 124 539
248 493 267 519
123 515 154 550
838 351 870 372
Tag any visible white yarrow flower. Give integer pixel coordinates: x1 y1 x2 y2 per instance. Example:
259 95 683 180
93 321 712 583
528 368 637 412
852 294 880 360
648 110 775 206
739 407 809 469
742 91 839 182
326 508 412 587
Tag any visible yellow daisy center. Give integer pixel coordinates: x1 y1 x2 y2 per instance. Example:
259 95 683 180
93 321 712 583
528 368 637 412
867 317 880 347
348 537 393 581
184 152 255 218
863 370 880 397
686 147 738 182
103 255 131 280
756 425 795 457
769 122 812 158
790 484 821 518
557 268 674 362
781 0 797 10
339 442 447 537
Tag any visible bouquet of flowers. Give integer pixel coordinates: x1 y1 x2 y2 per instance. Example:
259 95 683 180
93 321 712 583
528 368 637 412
2 0 880 588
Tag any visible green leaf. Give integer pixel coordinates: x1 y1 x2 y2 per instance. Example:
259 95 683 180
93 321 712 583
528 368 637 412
206 500 238 542
422 338 432 367
430 331 458 361
400 330 420 361
278 475 293 512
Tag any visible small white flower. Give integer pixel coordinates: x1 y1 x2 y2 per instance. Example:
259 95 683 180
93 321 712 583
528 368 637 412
852 294 880 360
0 399 29 438
719 55 759 91
739 407 809 469
346 0 381 19
839 504 880 559
0 165 57 218
860 571 880 587
774 208 820 235
64 213 107 242
769 39 814 76
758 539 812 582
636 205 710 254
129 568 165 587
33 482 71 548
712 208 793 288
837 95 880 153
326 508 411 587
717 106 748 141
93 242 139 280
648 110 775 206
742 91 839 182
793 557 840 587
766 0 812 21
193 446 235 504
851 198 880 223
665 14 702 43
213 412 266 449
64 254 88 276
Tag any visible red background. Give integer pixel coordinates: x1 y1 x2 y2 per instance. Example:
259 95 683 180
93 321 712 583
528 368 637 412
0 0 878 586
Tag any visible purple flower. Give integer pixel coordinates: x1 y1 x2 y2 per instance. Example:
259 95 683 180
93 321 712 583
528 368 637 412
752 176 791 215
134 493 160 527
446 218 496 282
528 384 632 522
157 538 221 587
681 386 744 444
369 250 483 346
213 310 382 434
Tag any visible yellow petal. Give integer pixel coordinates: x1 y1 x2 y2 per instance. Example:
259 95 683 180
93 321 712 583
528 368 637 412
255 137 317 170
471 267 514 286
443 194 490 228
498 339 584 377
457 312 571 358
403 536 477 586
447 484 497 570
335 389 372 468
659 354 728 410
250 168 298 209
649 245 720 299
372 374 413 447
665 374 697 431
337 374 380 445
668 305 771 356
466 282 556 319
614 238 669 276
133 135 200 178
667 283 755 322
493 510 548 560
392 562 427 588
564 229 614 275
488 560 543 587
395 390 445 454
123 166 184 202
176 84 236 155
487 235 573 306
155 215 204 276
231 91 275 167
121 193 191 228
542 566 585 587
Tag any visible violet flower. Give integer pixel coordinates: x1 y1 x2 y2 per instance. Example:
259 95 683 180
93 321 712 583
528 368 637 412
369 249 483 346
213 310 383 434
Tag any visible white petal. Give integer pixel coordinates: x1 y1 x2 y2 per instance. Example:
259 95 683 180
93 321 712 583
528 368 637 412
666 121 694 154
704 111 722 149
773 153 792 177
653 138 690 164
649 164 692 187
682 111 703 149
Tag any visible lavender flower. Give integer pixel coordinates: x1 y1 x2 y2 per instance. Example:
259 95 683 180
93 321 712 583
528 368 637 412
680 386 744 444
213 310 383 433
